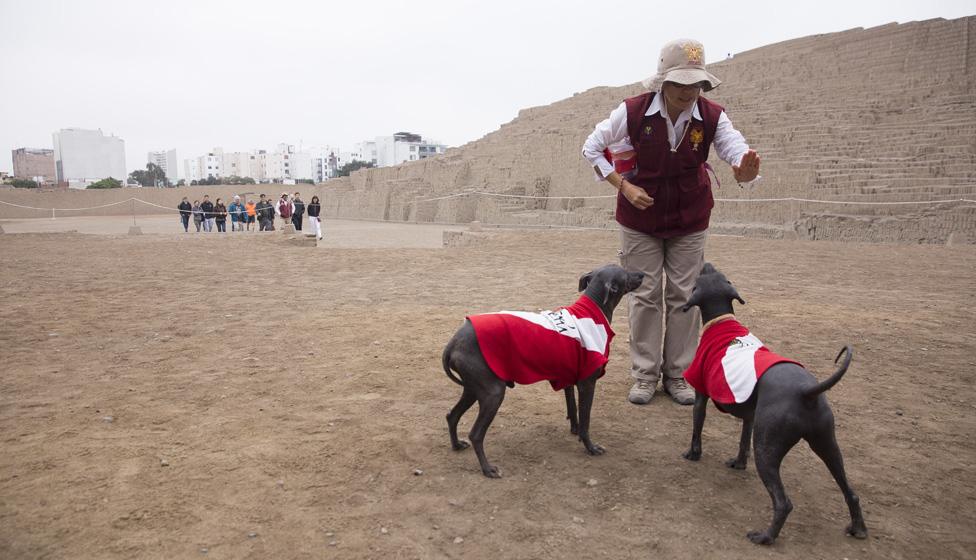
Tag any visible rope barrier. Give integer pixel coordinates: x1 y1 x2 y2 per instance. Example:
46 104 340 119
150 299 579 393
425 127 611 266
0 198 138 211
0 194 974 218
399 191 976 206
714 197 976 206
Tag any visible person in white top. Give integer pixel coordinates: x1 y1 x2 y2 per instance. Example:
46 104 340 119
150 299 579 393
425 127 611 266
581 38 761 406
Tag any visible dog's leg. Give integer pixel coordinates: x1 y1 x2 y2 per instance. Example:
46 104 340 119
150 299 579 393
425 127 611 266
682 391 708 461
469 384 506 478
748 423 799 545
806 429 868 539
564 387 579 435
446 386 477 451
726 416 753 469
575 375 604 455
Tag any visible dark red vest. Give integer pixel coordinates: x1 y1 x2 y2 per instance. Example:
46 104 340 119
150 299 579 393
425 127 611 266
616 93 724 238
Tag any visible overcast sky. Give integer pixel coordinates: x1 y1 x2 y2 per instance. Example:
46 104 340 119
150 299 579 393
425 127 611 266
1 0 973 175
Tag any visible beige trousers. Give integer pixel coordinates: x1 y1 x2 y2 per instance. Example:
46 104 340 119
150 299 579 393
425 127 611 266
619 226 706 383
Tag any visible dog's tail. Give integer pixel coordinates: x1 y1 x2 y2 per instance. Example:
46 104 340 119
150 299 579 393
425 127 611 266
802 345 853 399
442 338 465 386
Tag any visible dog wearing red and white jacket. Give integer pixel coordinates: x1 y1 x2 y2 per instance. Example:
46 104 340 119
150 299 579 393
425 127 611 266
442 264 643 478
680 263 867 545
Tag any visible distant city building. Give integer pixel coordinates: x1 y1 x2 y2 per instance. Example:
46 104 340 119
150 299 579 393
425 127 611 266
338 141 376 170
12 148 57 184
250 150 267 182
311 152 334 182
220 150 254 179
181 144 317 183
199 148 223 180
52 128 126 188
375 132 444 167
147 149 178 182
183 158 201 183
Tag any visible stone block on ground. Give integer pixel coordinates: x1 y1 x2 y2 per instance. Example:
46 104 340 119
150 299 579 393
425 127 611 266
443 230 491 248
128 226 143 235
288 234 318 247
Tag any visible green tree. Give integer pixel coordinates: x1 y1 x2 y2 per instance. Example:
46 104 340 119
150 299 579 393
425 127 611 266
336 160 374 177
10 178 39 188
87 177 122 189
129 163 169 187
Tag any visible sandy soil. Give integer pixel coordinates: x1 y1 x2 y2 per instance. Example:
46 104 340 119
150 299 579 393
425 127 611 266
0 216 465 249
1 225 974 559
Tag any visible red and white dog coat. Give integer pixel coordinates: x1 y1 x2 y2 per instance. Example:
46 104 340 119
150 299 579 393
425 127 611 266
467 294 613 391
682 318 802 409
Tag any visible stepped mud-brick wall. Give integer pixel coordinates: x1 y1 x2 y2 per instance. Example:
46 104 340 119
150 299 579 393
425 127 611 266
321 17 976 244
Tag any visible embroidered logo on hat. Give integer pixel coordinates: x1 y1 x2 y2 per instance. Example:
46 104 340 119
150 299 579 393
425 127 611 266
683 43 704 65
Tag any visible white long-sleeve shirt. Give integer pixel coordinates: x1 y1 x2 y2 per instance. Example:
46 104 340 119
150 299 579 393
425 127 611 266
582 93 751 181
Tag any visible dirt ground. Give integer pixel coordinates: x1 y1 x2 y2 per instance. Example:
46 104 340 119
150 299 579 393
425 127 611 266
1 224 974 560
0 216 464 248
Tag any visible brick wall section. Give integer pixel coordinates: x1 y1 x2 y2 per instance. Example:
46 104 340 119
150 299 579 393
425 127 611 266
11 148 57 184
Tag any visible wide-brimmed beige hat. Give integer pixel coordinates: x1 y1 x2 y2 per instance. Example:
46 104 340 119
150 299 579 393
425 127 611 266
641 39 721 92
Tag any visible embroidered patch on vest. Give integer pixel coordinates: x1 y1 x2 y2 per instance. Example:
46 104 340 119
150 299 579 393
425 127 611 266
690 125 704 151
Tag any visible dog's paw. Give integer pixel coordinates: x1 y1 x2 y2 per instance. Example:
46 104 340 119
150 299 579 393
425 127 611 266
846 523 868 539
725 457 747 470
452 440 470 451
481 465 502 479
747 530 775 545
682 449 701 461
585 443 605 456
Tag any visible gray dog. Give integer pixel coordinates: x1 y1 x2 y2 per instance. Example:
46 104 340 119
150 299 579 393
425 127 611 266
442 264 643 478
680 263 867 545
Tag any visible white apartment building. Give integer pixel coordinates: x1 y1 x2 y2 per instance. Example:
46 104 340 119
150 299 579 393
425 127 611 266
183 158 201 183
52 128 127 188
311 151 339 182
250 151 267 182
355 141 377 165
375 132 444 167
220 151 256 179
198 148 223 180
147 149 178 181
264 144 313 182
181 144 321 184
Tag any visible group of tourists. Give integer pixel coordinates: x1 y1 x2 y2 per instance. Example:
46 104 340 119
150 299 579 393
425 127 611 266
177 192 323 239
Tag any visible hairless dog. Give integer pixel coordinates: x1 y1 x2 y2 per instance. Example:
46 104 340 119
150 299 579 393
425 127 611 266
680 263 867 545
442 264 643 478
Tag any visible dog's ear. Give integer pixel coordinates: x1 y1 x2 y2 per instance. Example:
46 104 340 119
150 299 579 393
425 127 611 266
578 271 594 292
601 280 620 306
728 284 745 305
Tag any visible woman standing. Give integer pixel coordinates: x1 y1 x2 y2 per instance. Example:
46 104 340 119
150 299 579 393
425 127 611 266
581 38 760 406
214 198 228 233
307 195 322 240
191 200 204 232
